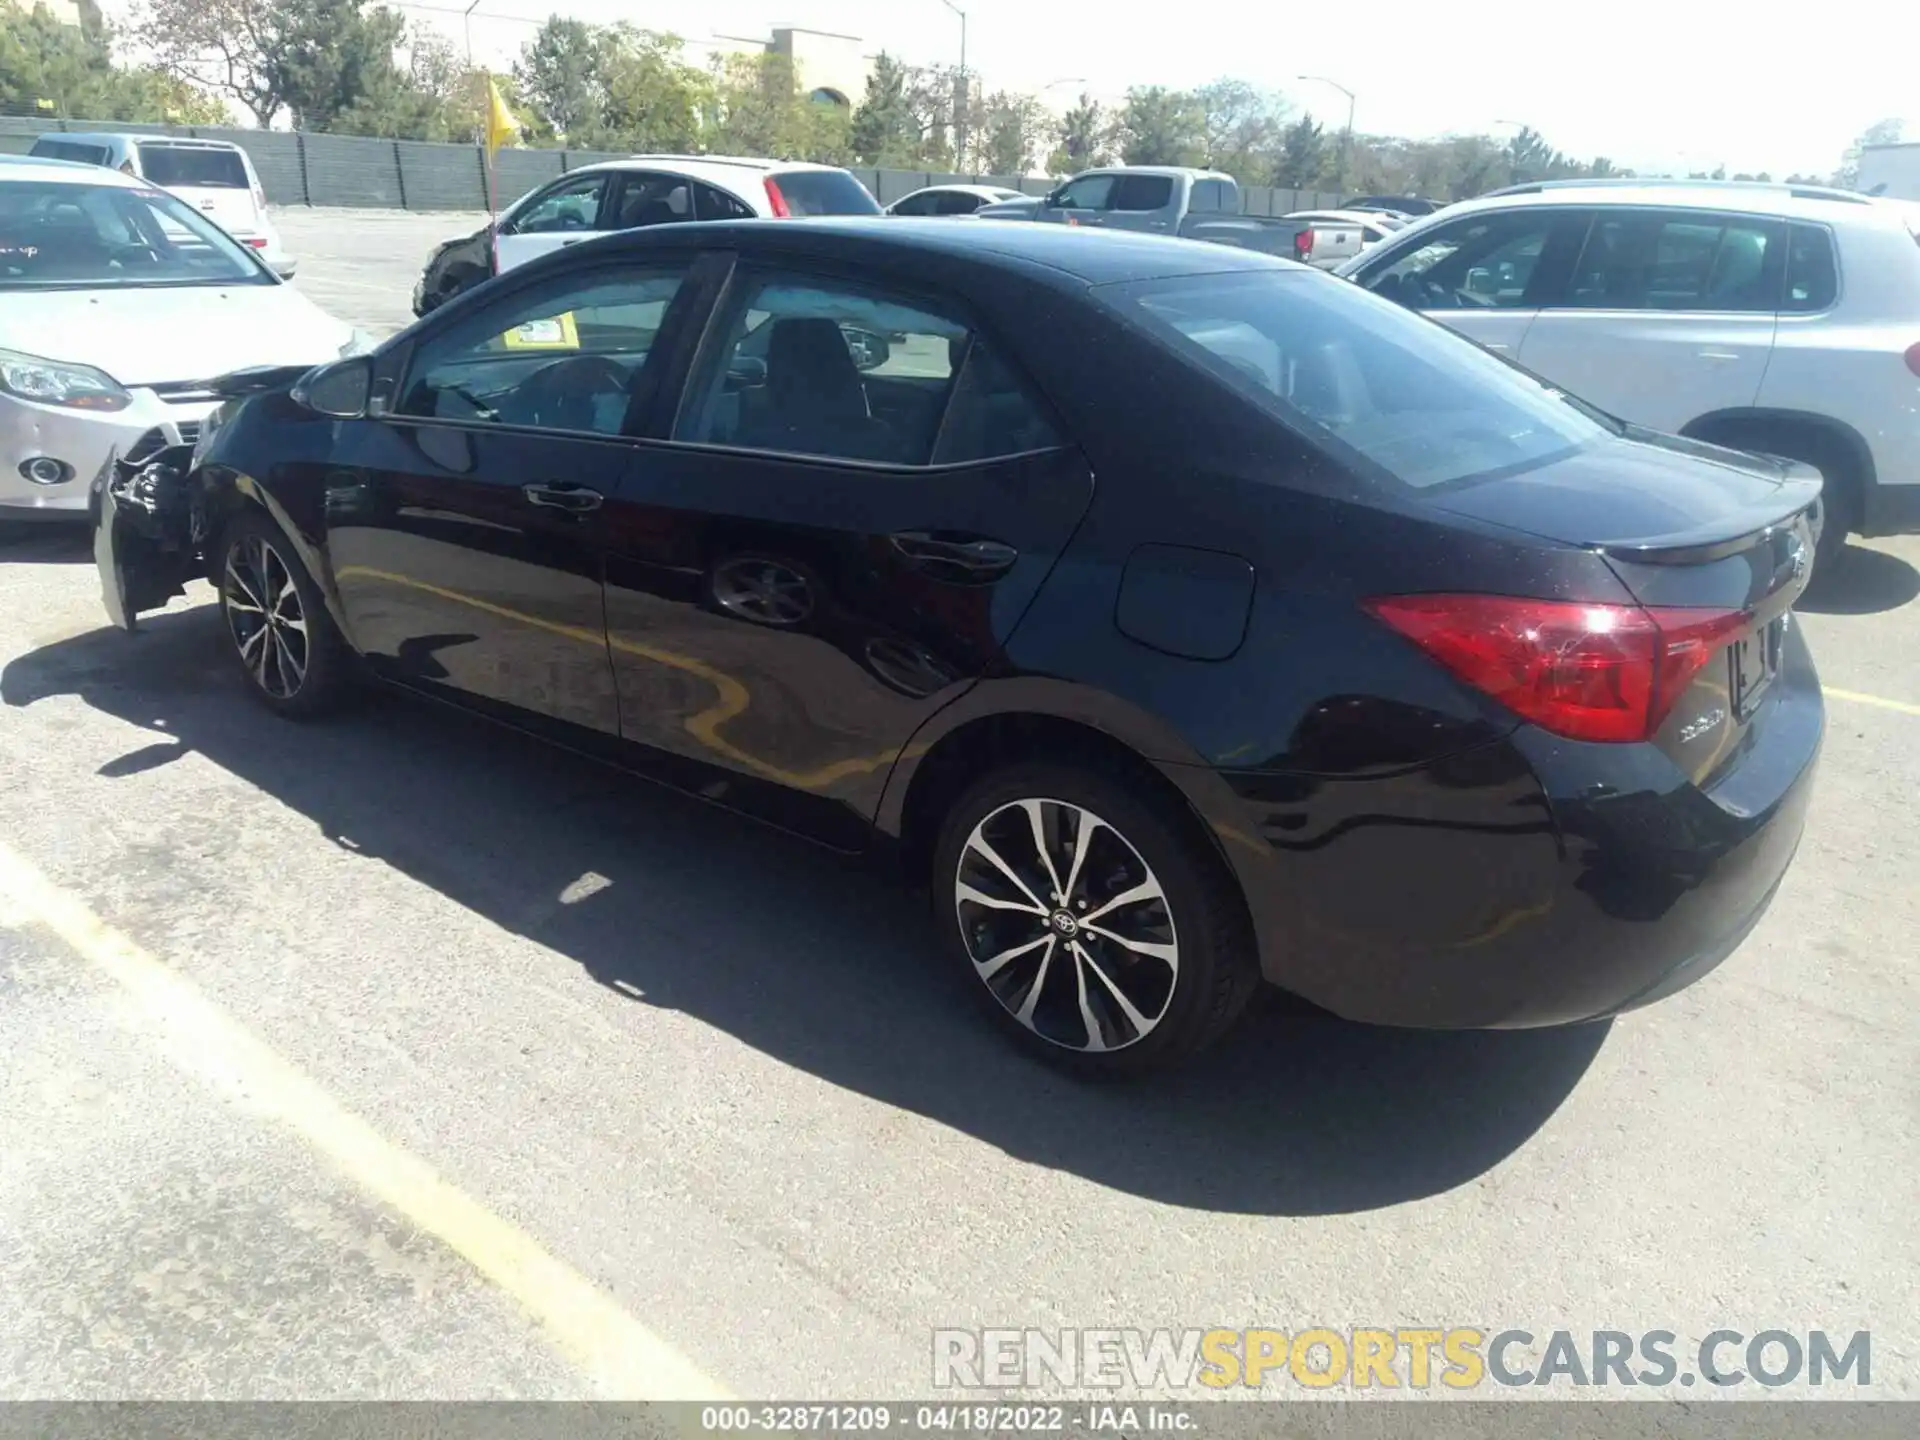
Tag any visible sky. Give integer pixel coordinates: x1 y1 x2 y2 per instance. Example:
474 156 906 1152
145 0 1920 177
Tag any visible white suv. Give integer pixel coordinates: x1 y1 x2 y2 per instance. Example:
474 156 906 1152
1338 179 1920 565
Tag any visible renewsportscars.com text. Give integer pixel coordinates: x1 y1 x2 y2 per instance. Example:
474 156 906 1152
932 1328 1872 1391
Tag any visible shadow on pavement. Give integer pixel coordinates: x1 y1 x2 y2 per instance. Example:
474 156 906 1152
3 605 1608 1217
1798 543 1920 616
0 522 93 565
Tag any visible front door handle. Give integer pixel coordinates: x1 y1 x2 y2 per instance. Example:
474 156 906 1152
523 481 602 514
889 530 1019 581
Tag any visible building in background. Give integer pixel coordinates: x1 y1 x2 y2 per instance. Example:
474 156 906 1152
1857 142 1920 201
705 27 870 110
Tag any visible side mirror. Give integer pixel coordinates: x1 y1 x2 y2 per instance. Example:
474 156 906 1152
292 356 373 419
1465 267 1494 295
841 326 892 372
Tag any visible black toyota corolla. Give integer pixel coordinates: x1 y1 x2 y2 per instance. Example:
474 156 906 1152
94 219 1823 1076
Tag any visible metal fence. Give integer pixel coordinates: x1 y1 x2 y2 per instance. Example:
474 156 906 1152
0 116 1346 216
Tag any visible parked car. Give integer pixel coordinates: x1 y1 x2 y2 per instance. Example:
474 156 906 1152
97 218 1822 1075
412 156 881 316
1336 177 1920 567
971 167 1323 257
28 133 295 277
0 156 367 523
1280 209 1404 269
887 184 1026 216
1343 194 1442 217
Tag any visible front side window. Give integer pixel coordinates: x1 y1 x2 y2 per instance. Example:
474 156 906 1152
1110 175 1175 212
33 141 110 167
508 175 606 234
1104 268 1613 491
890 192 936 217
676 273 971 466
1563 210 1784 312
398 265 687 435
1054 174 1116 210
0 179 270 289
608 174 694 230
1363 210 1565 311
137 144 248 189
1784 223 1838 312
935 191 987 215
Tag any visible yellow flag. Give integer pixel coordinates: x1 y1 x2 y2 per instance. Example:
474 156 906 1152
484 76 518 160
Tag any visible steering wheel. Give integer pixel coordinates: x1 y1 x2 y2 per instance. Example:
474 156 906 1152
508 354 631 433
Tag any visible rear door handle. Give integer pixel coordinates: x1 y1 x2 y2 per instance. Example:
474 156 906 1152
523 481 602 514
889 530 1019 580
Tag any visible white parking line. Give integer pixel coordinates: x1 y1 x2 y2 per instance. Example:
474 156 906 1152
0 841 730 1402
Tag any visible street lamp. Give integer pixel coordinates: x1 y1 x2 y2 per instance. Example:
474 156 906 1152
939 0 969 171
1297 74 1356 193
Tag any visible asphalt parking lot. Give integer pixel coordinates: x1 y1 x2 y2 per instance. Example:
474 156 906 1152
1 205 1917 1402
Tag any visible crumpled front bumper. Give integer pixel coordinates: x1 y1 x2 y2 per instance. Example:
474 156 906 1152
90 444 202 632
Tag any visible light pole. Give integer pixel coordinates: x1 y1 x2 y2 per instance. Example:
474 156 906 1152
939 0 969 171
1297 75 1356 194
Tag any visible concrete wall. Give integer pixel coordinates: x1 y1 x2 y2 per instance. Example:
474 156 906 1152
0 116 1344 216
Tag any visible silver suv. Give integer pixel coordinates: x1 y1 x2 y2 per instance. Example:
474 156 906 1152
1339 179 1920 566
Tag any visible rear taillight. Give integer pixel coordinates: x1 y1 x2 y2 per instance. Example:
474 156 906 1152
1294 227 1315 260
1364 594 1748 744
244 237 267 248
763 177 792 217
1904 342 1920 378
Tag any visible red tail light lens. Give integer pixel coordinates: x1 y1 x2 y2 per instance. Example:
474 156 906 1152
763 177 792 217
244 237 267 248
1364 594 1749 743
1294 227 1315 260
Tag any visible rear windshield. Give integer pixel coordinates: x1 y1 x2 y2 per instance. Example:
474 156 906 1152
0 179 270 289
138 144 249 189
768 169 880 216
1101 268 1613 490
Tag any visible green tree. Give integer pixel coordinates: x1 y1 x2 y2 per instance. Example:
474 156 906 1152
1193 77 1284 181
593 27 708 153
848 52 919 166
702 52 847 164
1047 92 1112 175
1504 125 1558 185
1117 86 1204 166
1271 113 1328 188
0 7 224 122
976 90 1047 176
1834 118 1902 188
514 17 600 141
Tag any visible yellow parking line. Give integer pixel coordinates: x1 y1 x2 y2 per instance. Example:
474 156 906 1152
0 841 729 1402
1826 687 1920 718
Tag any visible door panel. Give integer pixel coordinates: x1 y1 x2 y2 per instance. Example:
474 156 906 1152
600 445 1095 848
1515 210 1785 431
325 258 697 740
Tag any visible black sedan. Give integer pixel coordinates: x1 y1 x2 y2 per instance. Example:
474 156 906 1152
94 219 1824 1076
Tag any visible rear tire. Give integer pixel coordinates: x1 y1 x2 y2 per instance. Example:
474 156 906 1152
216 510 352 719
931 761 1259 1077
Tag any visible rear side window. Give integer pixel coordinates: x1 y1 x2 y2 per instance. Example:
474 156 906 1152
1565 211 1785 312
695 183 756 221
1784 223 1839 312
1110 174 1174 212
31 140 110 166
933 343 1064 464
1103 269 1613 491
766 169 880 216
137 144 249 189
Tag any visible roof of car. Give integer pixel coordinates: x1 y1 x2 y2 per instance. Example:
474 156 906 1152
0 154 142 186
1448 178 1893 225
573 154 848 176
50 132 245 149
598 215 1287 286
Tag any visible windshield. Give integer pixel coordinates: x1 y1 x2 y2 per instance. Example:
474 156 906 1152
0 178 272 290
1100 267 1611 490
137 144 250 189
768 169 881 216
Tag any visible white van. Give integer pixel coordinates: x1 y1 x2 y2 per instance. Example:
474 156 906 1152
28 133 295 277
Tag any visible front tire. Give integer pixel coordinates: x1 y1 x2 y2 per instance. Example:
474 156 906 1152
217 511 351 718
931 762 1259 1077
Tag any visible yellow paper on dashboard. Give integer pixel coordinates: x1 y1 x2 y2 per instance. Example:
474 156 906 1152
499 313 580 350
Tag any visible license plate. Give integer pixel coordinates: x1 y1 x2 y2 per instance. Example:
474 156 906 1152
1730 617 1785 719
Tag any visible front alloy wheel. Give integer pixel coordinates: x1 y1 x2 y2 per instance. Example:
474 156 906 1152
223 532 310 700
955 798 1180 1054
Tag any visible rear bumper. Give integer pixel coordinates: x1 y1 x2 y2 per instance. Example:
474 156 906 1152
1168 632 1823 1030
1861 480 1920 538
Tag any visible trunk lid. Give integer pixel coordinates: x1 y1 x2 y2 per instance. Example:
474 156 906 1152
1427 425 1821 784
